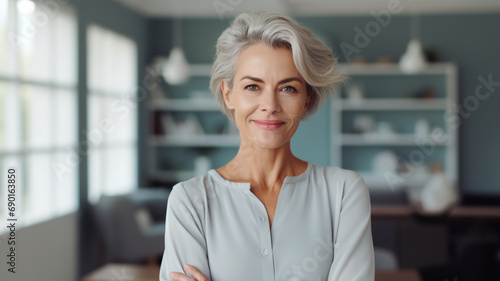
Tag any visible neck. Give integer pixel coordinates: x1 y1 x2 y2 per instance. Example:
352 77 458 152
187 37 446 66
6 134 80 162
217 142 307 193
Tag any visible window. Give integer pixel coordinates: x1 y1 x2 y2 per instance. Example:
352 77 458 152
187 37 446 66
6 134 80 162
87 25 138 203
0 0 78 226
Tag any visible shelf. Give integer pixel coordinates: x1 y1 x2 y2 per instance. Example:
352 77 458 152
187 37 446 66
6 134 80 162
338 98 448 111
151 98 220 111
338 63 456 75
150 134 240 147
339 134 449 146
372 205 500 219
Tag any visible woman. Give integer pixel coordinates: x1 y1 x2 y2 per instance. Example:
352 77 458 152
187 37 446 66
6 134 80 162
160 12 374 281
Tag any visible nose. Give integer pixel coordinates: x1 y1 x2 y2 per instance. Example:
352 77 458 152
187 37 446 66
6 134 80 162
260 88 280 113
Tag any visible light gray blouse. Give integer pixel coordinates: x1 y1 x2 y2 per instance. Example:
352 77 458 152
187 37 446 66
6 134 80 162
160 162 374 281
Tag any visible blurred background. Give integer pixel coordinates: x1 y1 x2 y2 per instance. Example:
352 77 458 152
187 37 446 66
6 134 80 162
0 0 499 280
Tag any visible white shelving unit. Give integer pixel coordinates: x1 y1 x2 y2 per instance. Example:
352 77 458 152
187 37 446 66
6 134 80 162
338 133 449 146
340 98 448 111
331 63 458 190
148 64 239 183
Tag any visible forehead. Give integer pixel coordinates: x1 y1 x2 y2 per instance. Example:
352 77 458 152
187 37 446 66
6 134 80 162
234 43 303 81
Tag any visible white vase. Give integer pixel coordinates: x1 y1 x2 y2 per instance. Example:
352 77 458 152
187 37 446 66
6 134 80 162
420 173 459 212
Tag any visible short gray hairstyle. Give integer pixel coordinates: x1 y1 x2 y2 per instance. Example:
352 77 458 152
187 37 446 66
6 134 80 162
210 12 345 122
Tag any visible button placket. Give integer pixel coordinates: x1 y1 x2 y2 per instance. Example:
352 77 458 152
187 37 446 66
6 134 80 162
247 190 275 280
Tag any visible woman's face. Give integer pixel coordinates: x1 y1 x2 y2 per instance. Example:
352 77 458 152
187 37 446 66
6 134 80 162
222 43 310 150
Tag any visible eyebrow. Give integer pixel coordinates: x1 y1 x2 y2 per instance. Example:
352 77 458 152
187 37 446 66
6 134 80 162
240 76 304 85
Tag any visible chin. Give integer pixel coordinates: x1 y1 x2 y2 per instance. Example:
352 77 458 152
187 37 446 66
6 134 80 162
246 134 291 150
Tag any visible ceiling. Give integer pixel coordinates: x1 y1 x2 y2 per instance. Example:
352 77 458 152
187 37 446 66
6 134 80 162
114 0 500 18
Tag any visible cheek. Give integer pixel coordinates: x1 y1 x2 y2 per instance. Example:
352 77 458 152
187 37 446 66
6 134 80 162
232 96 257 119
283 98 309 117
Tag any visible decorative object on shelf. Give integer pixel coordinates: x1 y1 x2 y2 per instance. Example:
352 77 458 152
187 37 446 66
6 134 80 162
161 114 205 136
415 118 430 138
373 150 399 175
195 156 212 176
353 114 375 134
399 15 427 74
346 82 364 103
375 56 395 64
351 55 368 64
419 162 459 213
160 114 177 135
376 122 397 138
414 86 436 99
424 48 440 63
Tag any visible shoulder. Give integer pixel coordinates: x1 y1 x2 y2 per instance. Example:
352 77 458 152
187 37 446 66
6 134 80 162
308 163 369 206
309 163 364 188
168 172 218 210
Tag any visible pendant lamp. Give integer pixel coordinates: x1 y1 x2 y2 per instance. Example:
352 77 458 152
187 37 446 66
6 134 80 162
162 17 190 85
399 14 427 74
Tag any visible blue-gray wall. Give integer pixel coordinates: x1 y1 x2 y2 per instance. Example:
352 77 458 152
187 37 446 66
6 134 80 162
147 14 500 194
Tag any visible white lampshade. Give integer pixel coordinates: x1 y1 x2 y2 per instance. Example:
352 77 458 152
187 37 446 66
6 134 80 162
399 39 427 74
162 47 190 85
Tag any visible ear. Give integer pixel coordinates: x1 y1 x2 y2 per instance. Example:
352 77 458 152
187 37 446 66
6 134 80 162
221 80 235 110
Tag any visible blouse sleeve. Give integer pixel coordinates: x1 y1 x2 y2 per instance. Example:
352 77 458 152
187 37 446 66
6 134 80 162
327 176 375 281
159 183 212 281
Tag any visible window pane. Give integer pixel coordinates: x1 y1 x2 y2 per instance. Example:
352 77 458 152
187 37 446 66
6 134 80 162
0 0 18 76
87 25 103 92
0 3 77 228
53 8 76 85
104 146 136 195
114 35 137 93
87 25 137 93
3 83 22 150
54 152 77 215
87 24 138 202
24 86 53 148
26 153 53 224
17 0 39 80
102 30 117 93
88 93 104 147
104 96 137 144
0 0 8 75
55 89 77 146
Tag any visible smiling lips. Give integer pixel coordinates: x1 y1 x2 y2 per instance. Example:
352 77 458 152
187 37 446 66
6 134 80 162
252 119 285 130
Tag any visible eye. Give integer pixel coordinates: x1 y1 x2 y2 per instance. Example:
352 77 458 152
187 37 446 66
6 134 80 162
244 84 259 91
281 86 298 93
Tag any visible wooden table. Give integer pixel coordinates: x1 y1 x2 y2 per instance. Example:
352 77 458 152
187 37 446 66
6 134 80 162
82 264 160 281
372 205 500 219
83 264 421 281
376 270 422 281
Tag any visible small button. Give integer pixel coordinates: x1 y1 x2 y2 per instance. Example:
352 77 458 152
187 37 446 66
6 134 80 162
263 249 269 256
260 216 265 222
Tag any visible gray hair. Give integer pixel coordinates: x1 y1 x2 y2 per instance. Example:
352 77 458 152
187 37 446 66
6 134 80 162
210 12 345 122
